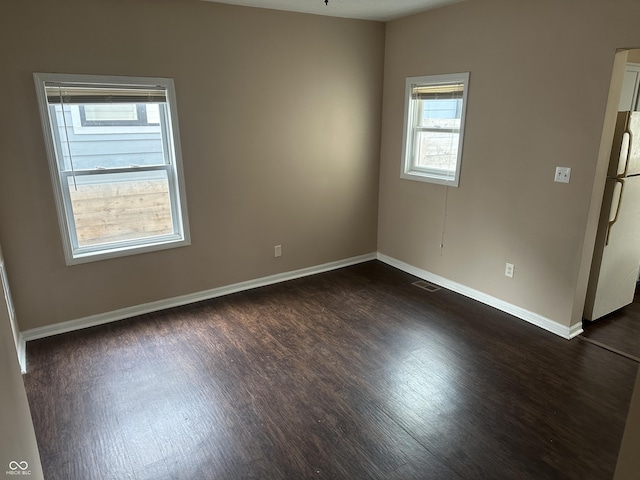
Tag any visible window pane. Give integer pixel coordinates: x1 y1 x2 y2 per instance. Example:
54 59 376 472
84 104 138 122
414 131 459 172
52 104 166 169
420 99 462 129
414 96 462 173
146 104 160 124
67 170 174 247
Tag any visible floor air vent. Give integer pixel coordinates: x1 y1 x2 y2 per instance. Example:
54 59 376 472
412 280 441 292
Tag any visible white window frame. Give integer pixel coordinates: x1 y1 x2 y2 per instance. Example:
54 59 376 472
34 73 191 265
401 72 470 187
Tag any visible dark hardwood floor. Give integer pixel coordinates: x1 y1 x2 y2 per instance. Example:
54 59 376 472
24 261 639 479
582 285 640 361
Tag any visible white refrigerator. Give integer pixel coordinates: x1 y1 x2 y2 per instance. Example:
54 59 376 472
584 111 640 321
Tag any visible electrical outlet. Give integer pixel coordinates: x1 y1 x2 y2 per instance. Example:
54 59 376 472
274 245 282 258
505 263 515 278
554 167 571 183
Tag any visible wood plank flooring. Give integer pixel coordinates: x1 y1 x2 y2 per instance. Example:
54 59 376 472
582 286 640 361
23 261 639 479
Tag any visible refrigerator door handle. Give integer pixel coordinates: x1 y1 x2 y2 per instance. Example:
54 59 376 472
605 178 625 245
621 129 633 177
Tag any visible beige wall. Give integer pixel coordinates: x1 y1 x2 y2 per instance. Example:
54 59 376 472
4 0 640 335
0 260 43 478
0 0 385 330
379 0 640 329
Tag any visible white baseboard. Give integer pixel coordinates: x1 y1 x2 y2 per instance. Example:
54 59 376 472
17 333 26 374
21 253 377 342
377 253 582 340
21 251 582 345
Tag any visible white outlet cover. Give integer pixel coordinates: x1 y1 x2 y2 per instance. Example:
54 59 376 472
505 263 514 278
554 167 571 183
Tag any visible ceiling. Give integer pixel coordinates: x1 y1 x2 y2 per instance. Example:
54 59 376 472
203 0 465 22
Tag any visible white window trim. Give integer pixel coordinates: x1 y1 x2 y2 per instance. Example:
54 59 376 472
400 72 470 187
33 73 191 265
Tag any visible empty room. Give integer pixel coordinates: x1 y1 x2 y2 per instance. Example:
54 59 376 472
1 0 639 478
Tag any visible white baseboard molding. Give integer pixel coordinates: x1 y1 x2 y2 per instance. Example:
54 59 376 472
377 253 582 340
17 333 27 374
22 252 377 342
21 251 582 344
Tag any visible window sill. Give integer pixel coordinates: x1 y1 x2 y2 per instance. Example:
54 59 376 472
66 236 191 265
400 169 460 187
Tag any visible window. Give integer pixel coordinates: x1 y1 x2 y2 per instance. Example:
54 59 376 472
79 104 160 127
34 73 190 265
401 72 469 187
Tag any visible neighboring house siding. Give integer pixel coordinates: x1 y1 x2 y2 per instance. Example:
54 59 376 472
52 106 163 171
